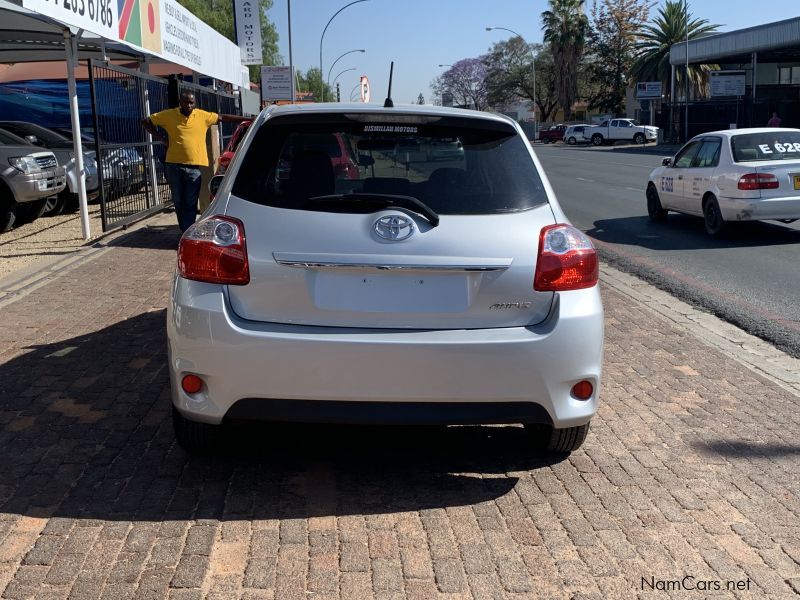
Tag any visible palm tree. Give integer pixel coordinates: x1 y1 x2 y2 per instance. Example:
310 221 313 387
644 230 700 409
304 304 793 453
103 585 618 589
541 0 589 121
632 0 719 101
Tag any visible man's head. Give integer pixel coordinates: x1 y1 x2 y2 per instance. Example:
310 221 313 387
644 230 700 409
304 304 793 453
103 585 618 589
179 91 196 117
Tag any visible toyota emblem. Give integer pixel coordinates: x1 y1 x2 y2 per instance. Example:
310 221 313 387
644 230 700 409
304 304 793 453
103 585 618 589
374 215 415 241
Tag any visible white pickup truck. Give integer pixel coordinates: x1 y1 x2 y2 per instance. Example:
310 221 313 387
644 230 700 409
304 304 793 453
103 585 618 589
582 118 658 146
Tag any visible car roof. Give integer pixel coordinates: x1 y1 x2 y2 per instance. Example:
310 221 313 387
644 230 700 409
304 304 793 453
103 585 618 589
258 102 517 127
694 127 800 138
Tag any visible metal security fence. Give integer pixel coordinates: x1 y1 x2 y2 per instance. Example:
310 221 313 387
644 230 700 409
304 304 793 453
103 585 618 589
88 61 239 232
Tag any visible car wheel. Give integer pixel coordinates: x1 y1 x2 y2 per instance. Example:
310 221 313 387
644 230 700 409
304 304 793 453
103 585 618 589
172 406 221 454
0 193 16 233
591 134 603 146
703 195 727 237
525 423 590 453
542 137 550 144
14 199 48 225
567 136 576 145
633 132 645 144
646 185 668 222
43 194 65 216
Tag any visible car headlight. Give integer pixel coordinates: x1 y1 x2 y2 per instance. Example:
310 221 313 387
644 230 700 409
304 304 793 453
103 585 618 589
8 156 40 174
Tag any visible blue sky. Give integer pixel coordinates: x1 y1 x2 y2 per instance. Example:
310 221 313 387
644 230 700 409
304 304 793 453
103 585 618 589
265 1 800 105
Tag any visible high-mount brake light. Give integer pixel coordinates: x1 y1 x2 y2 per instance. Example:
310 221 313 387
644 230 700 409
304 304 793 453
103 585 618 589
738 173 779 190
178 215 249 285
534 224 598 292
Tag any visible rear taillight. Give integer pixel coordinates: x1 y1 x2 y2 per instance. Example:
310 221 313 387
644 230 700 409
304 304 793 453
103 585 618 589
738 173 779 190
178 216 249 285
534 224 598 292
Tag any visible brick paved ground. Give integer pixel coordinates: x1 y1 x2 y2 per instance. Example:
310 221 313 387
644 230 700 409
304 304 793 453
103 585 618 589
0 215 798 599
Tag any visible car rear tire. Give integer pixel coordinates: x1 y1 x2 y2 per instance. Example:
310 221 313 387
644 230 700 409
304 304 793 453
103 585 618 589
633 133 646 144
567 136 576 145
703 196 727 237
526 423 590 453
591 134 603 146
542 137 550 144
14 199 48 225
646 185 668 222
172 406 220 454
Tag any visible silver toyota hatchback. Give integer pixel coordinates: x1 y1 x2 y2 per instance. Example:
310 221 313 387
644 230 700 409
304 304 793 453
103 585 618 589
168 103 604 454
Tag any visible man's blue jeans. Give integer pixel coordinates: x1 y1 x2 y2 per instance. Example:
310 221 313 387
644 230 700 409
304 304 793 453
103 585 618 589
165 163 202 232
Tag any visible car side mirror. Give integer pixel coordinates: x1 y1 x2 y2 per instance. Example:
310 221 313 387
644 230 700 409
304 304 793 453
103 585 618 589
358 154 374 167
661 157 672 167
208 174 224 198
24 135 39 145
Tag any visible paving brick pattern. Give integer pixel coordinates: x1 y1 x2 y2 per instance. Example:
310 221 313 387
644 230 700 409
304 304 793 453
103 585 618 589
0 222 798 599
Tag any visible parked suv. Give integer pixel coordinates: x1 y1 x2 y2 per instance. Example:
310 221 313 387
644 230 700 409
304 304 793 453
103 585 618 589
170 103 603 454
0 128 66 231
564 125 590 145
538 124 566 144
0 121 99 214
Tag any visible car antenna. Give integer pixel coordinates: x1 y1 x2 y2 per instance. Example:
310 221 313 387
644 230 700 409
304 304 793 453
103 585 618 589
383 62 394 108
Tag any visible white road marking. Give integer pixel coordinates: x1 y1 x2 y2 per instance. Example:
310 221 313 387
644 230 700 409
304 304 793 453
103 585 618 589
576 177 595 182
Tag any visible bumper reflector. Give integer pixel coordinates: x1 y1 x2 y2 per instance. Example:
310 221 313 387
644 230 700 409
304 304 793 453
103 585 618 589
181 374 203 394
571 380 593 400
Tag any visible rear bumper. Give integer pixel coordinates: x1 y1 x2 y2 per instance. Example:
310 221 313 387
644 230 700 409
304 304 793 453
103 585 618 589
719 194 800 221
167 278 604 428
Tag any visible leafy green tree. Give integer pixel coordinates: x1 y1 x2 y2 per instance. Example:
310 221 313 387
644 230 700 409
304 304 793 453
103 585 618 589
541 0 590 121
632 0 719 101
484 38 558 123
295 68 333 102
176 0 281 82
586 0 649 115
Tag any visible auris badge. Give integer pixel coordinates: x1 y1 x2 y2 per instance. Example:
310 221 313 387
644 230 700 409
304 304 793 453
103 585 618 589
374 215 414 241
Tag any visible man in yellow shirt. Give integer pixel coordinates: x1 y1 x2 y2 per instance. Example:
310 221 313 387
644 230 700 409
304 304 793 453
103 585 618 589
142 90 249 231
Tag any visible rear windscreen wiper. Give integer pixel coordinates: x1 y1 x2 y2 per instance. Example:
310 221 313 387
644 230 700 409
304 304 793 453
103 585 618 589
307 193 440 227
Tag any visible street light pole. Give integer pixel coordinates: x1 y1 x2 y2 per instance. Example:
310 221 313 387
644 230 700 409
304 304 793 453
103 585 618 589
327 49 365 91
486 26 537 140
319 0 369 102
333 68 356 101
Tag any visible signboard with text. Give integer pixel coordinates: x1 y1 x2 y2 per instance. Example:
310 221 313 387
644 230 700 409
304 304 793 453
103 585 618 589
260 65 292 102
710 71 746 97
636 81 662 99
233 0 262 65
21 0 244 85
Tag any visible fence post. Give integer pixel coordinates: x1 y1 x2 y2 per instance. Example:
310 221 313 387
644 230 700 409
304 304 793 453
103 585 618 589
139 77 160 209
87 60 109 233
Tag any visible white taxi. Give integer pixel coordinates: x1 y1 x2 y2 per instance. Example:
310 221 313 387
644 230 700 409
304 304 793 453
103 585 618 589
646 128 800 236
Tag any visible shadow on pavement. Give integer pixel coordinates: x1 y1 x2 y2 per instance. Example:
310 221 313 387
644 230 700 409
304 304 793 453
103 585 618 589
587 216 800 251
694 440 800 458
0 310 560 523
105 224 182 251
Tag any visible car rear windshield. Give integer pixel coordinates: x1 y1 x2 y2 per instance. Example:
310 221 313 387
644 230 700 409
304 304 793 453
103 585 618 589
231 113 548 214
730 131 800 162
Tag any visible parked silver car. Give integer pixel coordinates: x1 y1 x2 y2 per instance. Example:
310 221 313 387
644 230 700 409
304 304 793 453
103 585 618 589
0 128 66 231
0 121 99 215
168 103 604 454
